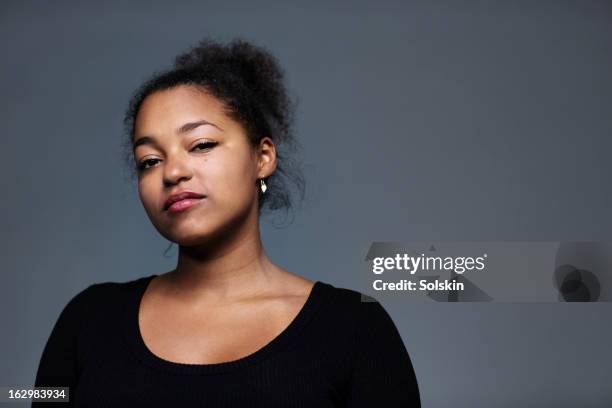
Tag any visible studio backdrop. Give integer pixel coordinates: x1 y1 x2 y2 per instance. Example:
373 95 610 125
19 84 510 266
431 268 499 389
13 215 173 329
2 1 611 407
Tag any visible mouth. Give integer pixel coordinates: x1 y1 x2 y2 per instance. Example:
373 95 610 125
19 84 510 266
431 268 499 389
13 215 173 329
163 191 207 212
165 197 206 214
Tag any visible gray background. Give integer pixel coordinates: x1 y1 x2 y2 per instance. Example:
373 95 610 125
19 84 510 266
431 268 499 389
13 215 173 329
2 0 611 406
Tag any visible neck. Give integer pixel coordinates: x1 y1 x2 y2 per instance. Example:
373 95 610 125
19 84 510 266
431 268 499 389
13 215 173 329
166 204 282 302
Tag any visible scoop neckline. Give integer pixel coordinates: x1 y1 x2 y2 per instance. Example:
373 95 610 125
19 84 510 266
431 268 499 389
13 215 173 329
125 274 328 375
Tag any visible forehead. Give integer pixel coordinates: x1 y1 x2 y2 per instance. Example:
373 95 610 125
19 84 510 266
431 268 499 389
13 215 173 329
134 85 232 136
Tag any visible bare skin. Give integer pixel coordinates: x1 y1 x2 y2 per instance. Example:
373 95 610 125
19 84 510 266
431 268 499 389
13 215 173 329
133 84 314 364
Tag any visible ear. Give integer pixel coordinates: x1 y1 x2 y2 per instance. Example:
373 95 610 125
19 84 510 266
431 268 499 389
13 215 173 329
256 137 277 178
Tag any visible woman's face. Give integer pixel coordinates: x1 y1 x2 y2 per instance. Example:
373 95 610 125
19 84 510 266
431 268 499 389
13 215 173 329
133 84 275 246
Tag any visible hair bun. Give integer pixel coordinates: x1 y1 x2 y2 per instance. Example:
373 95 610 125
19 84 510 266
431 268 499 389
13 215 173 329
175 39 281 91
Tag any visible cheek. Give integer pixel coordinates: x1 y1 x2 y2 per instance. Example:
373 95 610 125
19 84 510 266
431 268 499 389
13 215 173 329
205 152 256 203
207 168 252 211
137 179 161 216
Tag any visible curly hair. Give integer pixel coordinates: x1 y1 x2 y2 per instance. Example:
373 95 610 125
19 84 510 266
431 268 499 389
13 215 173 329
122 37 305 221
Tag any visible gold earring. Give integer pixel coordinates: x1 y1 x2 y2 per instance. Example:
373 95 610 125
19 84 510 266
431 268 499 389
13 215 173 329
260 179 267 193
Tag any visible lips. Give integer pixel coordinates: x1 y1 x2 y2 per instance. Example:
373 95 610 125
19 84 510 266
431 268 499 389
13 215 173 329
163 191 206 211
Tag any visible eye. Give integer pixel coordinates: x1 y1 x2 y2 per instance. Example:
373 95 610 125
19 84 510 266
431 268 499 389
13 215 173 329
191 141 218 152
137 158 160 171
136 141 218 173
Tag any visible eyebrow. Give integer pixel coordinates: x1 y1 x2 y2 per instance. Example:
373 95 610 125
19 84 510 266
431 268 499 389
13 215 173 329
133 119 222 151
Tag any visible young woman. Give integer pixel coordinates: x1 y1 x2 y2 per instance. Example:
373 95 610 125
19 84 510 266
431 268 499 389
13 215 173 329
33 38 421 407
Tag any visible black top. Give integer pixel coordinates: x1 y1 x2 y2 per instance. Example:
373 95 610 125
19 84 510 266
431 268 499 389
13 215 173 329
33 275 420 407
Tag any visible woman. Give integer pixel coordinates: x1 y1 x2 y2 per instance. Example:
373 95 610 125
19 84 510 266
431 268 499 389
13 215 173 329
33 38 420 407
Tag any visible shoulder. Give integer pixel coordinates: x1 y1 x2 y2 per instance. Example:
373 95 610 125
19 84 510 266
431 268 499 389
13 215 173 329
47 275 154 340
320 281 388 310
321 284 421 405
317 281 411 364
320 281 413 356
72 275 149 298
317 281 397 331
61 275 153 315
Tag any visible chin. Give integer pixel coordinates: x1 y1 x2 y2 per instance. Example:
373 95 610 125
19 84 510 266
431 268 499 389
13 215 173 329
173 235 207 247
163 227 211 247
166 220 229 247
155 204 249 247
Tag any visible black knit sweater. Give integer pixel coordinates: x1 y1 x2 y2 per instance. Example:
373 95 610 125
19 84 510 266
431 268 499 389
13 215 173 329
33 275 420 407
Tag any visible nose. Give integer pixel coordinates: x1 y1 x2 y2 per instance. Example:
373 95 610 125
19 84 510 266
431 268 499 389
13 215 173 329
162 151 193 186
